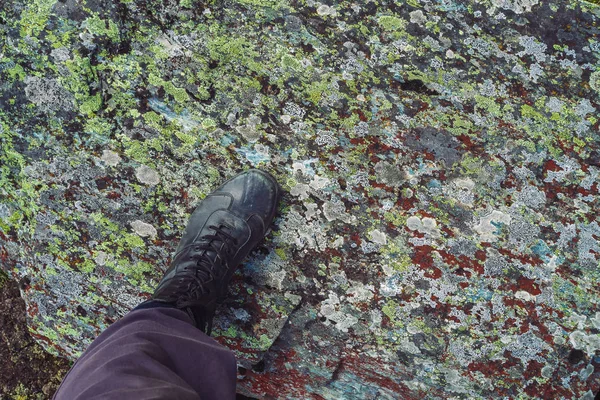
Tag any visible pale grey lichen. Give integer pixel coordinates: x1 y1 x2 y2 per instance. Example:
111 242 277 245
322 200 354 223
546 97 565 113
489 0 541 14
444 178 475 207
505 331 549 366
94 251 109 266
135 165 160 186
589 70 600 94
130 220 158 238
368 229 387 245
406 216 441 239
515 185 546 209
50 47 70 62
472 210 511 242
290 183 310 200
276 210 328 250
484 249 509 276
101 150 122 167
316 4 337 17
24 76 74 113
319 292 359 333
577 221 600 268
374 161 405 187
409 10 426 25
0 203 11 219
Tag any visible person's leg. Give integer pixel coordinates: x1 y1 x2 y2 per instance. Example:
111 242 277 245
53 169 280 399
54 304 237 400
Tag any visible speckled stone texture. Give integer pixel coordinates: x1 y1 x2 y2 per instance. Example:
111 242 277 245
1 0 600 398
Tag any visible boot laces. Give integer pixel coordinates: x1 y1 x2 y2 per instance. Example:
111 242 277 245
178 224 238 334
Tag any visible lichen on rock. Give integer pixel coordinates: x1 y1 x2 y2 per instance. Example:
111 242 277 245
1 0 600 398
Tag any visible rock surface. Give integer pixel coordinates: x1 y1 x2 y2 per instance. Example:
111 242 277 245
0 277 70 398
1 0 600 398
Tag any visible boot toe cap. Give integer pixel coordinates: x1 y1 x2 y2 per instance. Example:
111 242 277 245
218 169 280 224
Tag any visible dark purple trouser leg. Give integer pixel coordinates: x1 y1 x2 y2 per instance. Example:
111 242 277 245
53 305 237 400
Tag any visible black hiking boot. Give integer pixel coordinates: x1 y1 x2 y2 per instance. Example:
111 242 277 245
151 169 280 334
